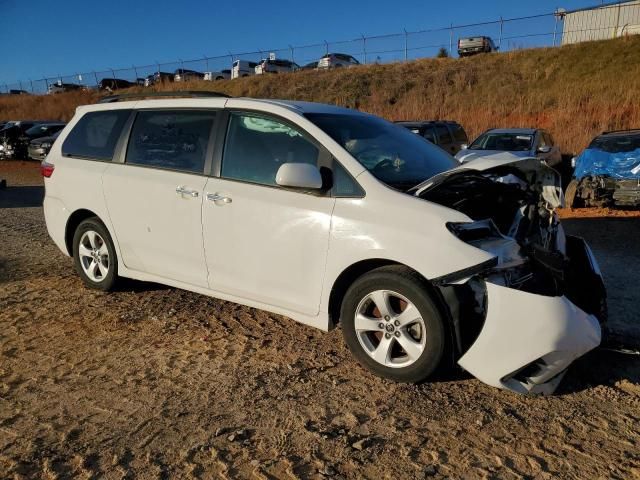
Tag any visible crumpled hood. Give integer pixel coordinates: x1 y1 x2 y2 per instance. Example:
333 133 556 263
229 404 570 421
413 153 563 209
455 149 531 164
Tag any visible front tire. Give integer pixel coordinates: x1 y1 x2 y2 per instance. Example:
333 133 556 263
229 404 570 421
341 266 446 383
72 218 118 291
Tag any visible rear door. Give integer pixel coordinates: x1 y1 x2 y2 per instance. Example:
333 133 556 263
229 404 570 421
102 109 217 287
201 111 335 315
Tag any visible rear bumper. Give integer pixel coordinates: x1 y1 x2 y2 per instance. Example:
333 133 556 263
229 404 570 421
458 281 601 395
43 195 71 256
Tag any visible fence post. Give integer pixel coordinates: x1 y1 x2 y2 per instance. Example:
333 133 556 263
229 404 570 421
43 78 49 93
110 68 116 80
362 35 367 64
29 79 34 93
449 23 453 55
133 65 139 81
324 40 329 55
404 29 408 62
499 16 504 49
203 56 209 72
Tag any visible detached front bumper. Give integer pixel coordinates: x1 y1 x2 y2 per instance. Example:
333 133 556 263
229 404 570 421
458 281 601 395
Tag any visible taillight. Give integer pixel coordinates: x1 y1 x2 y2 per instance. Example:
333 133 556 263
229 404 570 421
41 161 54 178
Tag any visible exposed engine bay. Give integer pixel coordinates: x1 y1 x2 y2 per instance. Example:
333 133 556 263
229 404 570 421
411 157 607 394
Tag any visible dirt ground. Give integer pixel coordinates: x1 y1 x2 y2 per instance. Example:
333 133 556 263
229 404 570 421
1 161 639 480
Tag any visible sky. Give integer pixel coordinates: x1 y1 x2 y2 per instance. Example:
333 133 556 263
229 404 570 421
0 0 606 88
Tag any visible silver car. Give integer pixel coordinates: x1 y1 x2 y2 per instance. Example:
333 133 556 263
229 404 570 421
317 53 360 69
455 128 562 167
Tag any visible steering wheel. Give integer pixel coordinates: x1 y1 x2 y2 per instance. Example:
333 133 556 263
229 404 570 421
372 158 394 172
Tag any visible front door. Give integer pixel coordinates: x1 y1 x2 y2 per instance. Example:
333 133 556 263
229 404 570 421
102 109 217 287
202 112 335 316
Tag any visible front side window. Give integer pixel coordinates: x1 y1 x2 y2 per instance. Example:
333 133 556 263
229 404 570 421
221 113 319 187
62 110 131 160
306 113 457 191
126 110 215 174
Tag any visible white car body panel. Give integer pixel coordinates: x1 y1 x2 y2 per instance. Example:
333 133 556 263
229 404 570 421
102 164 209 287
458 282 601 394
202 177 335 317
42 97 603 395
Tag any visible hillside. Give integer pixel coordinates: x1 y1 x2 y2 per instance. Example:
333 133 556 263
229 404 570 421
2 35 640 154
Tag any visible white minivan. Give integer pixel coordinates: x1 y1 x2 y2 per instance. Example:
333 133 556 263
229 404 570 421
42 93 605 395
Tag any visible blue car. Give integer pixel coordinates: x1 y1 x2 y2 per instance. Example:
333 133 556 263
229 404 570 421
566 129 640 207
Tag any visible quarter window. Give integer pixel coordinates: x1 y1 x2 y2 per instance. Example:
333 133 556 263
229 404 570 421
221 113 319 187
62 110 131 160
125 110 215 174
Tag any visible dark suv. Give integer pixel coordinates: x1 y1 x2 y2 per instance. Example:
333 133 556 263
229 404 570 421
395 121 468 155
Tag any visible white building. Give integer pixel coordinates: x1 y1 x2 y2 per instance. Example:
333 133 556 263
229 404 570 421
560 0 640 45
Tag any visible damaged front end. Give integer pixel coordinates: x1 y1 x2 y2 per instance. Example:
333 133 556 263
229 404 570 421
567 175 640 208
415 158 605 394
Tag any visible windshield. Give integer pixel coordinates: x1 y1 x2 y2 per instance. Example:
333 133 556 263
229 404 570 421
469 132 533 152
306 113 458 190
589 134 640 153
25 124 61 137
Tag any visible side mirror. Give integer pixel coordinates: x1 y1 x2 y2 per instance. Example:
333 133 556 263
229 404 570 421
538 145 552 154
460 144 468 150
276 163 323 189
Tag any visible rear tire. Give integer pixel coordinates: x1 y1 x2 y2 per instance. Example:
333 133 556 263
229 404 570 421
72 218 118 291
341 266 446 383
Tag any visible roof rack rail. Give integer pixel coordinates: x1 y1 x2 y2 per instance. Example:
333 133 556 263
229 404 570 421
601 128 640 135
97 90 231 104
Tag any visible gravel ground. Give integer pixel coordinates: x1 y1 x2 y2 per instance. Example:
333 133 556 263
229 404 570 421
1 161 639 479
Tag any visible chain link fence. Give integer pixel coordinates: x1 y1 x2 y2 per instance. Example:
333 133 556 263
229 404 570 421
2 2 638 94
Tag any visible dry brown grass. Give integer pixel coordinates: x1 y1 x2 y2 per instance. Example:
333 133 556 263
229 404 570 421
2 35 640 154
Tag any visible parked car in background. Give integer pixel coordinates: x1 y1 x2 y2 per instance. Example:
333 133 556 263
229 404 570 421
565 129 640 208
204 70 231 81
174 69 206 82
28 130 61 161
317 53 360 69
144 72 174 87
255 58 299 74
456 128 562 166
99 78 135 91
395 120 468 155
458 36 497 57
14 123 66 159
231 60 258 79
0 120 40 158
48 82 84 94
41 94 604 395
300 61 319 71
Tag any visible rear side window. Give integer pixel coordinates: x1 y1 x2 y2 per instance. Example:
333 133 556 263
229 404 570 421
422 126 436 143
435 124 453 143
451 124 468 143
125 110 216 174
62 110 131 160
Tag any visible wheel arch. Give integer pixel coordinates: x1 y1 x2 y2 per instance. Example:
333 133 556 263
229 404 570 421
64 209 104 256
328 259 447 325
